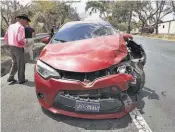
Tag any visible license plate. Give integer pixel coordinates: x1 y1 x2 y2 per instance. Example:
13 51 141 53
75 100 100 112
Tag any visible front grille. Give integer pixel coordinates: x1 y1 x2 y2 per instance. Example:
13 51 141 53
58 68 110 82
53 93 124 114
54 103 123 114
63 86 122 99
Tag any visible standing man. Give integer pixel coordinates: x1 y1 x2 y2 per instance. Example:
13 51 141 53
25 22 35 61
4 14 30 84
56 25 59 30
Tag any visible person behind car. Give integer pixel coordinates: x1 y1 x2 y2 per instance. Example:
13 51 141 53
25 22 35 61
51 25 55 37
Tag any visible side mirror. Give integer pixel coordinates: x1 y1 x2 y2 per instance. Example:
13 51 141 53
123 33 133 41
41 36 51 44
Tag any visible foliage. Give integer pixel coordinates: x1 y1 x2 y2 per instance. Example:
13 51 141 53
85 1 112 18
117 23 128 31
26 1 80 33
86 1 137 33
1 0 32 36
1 0 80 35
85 1 174 34
1 0 32 27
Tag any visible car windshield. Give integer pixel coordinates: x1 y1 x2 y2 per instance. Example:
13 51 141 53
51 22 118 43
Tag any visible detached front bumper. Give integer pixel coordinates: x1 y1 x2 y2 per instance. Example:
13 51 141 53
35 72 136 119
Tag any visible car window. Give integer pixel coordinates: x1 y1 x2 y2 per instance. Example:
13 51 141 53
51 24 96 43
51 23 118 43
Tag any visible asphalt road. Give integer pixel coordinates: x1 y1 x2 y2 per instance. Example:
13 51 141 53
1 36 175 132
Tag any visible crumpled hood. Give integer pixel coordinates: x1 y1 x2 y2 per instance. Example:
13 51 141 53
39 35 127 72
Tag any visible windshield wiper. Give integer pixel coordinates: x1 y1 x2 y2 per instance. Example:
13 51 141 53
54 38 67 43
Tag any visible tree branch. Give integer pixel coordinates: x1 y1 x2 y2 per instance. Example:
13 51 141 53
1 11 9 27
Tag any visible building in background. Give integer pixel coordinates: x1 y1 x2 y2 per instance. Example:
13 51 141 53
158 20 175 34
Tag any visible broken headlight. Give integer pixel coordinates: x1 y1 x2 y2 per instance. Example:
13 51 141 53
36 60 61 79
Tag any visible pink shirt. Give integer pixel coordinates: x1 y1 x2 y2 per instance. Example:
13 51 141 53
4 22 26 48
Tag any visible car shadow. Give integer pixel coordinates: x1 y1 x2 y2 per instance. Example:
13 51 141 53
136 87 159 114
42 107 132 130
22 80 35 87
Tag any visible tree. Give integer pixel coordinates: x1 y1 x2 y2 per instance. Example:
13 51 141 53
1 0 32 36
1 0 31 27
86 1 138 33
153 1 173 34
85 1 112 18
29 1 80 32
85 1 174 34
134 1 153 34
134 1 174 34
109 1 138 33
1 0 80 34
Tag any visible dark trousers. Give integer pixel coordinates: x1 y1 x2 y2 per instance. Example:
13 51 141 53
9 46 25 81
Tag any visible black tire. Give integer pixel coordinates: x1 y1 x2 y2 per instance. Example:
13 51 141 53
127 65 145 95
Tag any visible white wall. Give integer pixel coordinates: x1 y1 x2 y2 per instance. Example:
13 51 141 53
158 22 170 34
158 21 175 34
169 21 175 34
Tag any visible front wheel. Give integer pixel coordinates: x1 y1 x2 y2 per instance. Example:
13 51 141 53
127 64 145 95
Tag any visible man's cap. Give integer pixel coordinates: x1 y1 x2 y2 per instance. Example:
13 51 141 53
16 14 31 22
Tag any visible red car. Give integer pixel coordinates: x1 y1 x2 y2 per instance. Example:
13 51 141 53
35 21 146 119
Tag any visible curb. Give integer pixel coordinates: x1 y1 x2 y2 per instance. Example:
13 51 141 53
1 44 45 77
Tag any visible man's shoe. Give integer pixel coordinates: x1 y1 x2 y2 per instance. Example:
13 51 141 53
18 79 28 84
7 78 17 83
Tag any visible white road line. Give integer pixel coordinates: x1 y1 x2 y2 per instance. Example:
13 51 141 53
128 97 153 132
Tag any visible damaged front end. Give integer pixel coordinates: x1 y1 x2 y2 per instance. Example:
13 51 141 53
50 61 140 115
35 60 138 118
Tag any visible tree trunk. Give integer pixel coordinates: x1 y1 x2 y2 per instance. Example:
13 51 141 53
1 13 9 27
155 21 158 34
172 1 175 13
140 22 144 35
155 1 159 35
11 0 17 24
61 14 66 25
127 8 133 34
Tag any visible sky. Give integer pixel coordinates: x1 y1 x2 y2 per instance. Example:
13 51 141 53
18 0 174 21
